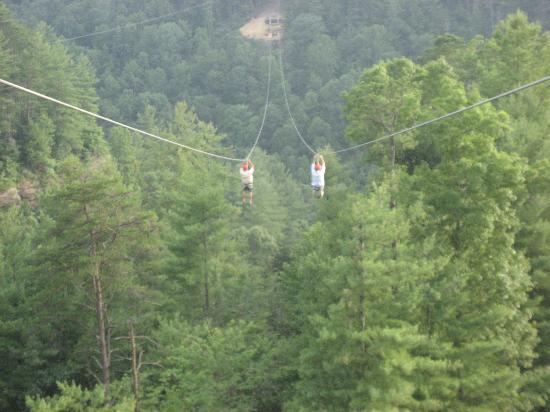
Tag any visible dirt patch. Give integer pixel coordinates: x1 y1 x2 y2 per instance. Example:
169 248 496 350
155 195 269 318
0 180 40 207
18 180 38 202
0 188 20 207
240 2 283 41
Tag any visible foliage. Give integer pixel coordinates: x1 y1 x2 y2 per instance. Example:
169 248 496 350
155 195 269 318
141 319 286 411
26 382 134 412
1 2 550 411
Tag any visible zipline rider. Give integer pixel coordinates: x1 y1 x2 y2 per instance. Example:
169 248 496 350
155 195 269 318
311 154 326 198
240 160 255 207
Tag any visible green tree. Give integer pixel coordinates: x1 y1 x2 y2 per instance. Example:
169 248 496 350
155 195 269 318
405 60 543 410
142 319 281 412
421 18 550 405
164 154 240 322
344 58 422 175
0 206 44 411
286 186 451 411
26 381 134 412
23 114 55 171
107 127 139 186
480 11 544 96
32 156 156 404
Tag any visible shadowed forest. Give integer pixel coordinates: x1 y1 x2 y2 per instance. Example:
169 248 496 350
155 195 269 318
1 0 550 410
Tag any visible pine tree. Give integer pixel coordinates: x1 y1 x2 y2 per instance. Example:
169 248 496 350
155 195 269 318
142 319 278 412
0 206 43 411
32 156 156 404
406 60 541 410
422 16 550 406
22 114 55 171
164 153 240 322
285 184 451 410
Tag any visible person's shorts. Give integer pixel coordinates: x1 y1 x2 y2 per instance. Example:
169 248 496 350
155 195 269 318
312 186 324 197
243 184 253 192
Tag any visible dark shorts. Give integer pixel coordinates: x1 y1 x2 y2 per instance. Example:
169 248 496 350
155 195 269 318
312 186 324 198
243 184 253 192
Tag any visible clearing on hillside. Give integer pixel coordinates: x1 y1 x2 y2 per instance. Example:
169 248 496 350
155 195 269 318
240 3 284 41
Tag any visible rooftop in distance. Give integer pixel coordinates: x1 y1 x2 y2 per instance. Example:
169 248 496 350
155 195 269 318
240 11 284 41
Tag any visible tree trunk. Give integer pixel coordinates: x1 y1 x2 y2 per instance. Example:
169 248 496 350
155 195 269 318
359 290 367 353
359 240 367 353
389 137 397 251
390 136 396 173
93 270 110 403
129 322 140 412
202 233 210 318
389 136 397 209
91 230 110 403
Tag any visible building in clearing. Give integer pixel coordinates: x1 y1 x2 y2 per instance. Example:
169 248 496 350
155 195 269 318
265 15 284 39
239 12 284 41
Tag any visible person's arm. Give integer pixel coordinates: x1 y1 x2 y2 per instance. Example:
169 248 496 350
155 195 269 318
248 160 255 171
319 155 325 165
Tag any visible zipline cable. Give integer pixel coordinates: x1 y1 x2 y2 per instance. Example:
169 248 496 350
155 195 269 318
0 6 275 163
278 38 550 156
278 46 316 155
0 77 244 162
330 75 550 154
60 2 213 42
245 42 272 160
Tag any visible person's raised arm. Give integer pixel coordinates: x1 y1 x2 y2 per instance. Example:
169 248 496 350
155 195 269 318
319 155 325 165
248 160 255 170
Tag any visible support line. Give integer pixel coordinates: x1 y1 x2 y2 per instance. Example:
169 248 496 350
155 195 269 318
245 42 272 160
278 46 316 154
277 40 549 156
0 77 243 162
60 2 212 42
331 76 550 154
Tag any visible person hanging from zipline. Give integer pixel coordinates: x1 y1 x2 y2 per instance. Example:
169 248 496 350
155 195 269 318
240 159 255 206
311 154 326 198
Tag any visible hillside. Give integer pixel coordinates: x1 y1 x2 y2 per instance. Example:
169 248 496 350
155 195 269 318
1 1 550 411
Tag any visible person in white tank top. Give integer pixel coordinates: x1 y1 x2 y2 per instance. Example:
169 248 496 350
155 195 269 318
240 160 255 206
311 154 326 198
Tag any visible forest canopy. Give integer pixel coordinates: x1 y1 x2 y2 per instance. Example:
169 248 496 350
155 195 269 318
1 1 550 411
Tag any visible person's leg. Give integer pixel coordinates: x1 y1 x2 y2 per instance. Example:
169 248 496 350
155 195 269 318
250 190 253 206
313 187 321 198
320 186 325 198
242 190 246 206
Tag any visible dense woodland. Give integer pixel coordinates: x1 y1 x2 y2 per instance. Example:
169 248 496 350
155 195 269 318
1 0 550 410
